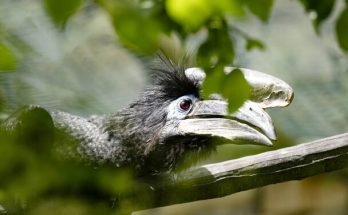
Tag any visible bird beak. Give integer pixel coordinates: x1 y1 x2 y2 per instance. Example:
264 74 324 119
166 68 293 147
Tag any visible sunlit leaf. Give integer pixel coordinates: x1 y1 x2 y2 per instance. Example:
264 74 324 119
202 68 251 113
299 0 335 31
336 7 348 51
0 43 16 71
43 0 84 29
165 0 244 31
245 0 274 22
246 39 265 51
165 0 213 31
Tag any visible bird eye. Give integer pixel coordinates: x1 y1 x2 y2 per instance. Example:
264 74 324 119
179 99 192 111
168 95 196 119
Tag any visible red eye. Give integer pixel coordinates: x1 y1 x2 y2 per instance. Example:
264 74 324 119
179 100 191 111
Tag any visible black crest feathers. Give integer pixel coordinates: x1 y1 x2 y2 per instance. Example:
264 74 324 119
149 55 200 100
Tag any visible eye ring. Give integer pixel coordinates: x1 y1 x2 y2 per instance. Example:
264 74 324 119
179 99 192 111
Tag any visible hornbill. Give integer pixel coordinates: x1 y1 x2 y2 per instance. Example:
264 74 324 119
1 60 293 176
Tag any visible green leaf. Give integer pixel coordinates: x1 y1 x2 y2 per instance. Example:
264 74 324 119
201 67 225 97
197 20 234 70
336 7 348 51
245 0 274 22
246 39 265 51
299 0 335 31
106 1 162 53
214 0 245 17
202 68 251 113
222 69 251 113
165 0 245 31
165 0 213 31
0 43 16 71
43 0 84 29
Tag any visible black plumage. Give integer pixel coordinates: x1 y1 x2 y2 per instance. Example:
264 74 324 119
50 59 210 175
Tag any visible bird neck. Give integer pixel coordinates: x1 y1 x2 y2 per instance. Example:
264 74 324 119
103 104 171 171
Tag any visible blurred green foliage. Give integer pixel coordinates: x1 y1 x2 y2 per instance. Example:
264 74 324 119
196 20 234 69
0 0 348 214
0 43 16 72
300 0 336 30
99 0 165 54
245 39 265 51
336 3 348 50
0 107 144 214
244 0 274 22
0 0 345 112
43 0 84 29
299 0 348 51
38 0 347 111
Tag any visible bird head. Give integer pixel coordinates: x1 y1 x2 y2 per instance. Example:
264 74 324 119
109 61 293 175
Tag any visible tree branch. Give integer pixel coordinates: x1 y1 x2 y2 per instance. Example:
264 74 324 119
138 133 348 209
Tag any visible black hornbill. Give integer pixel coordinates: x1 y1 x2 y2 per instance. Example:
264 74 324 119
1 60 293 176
